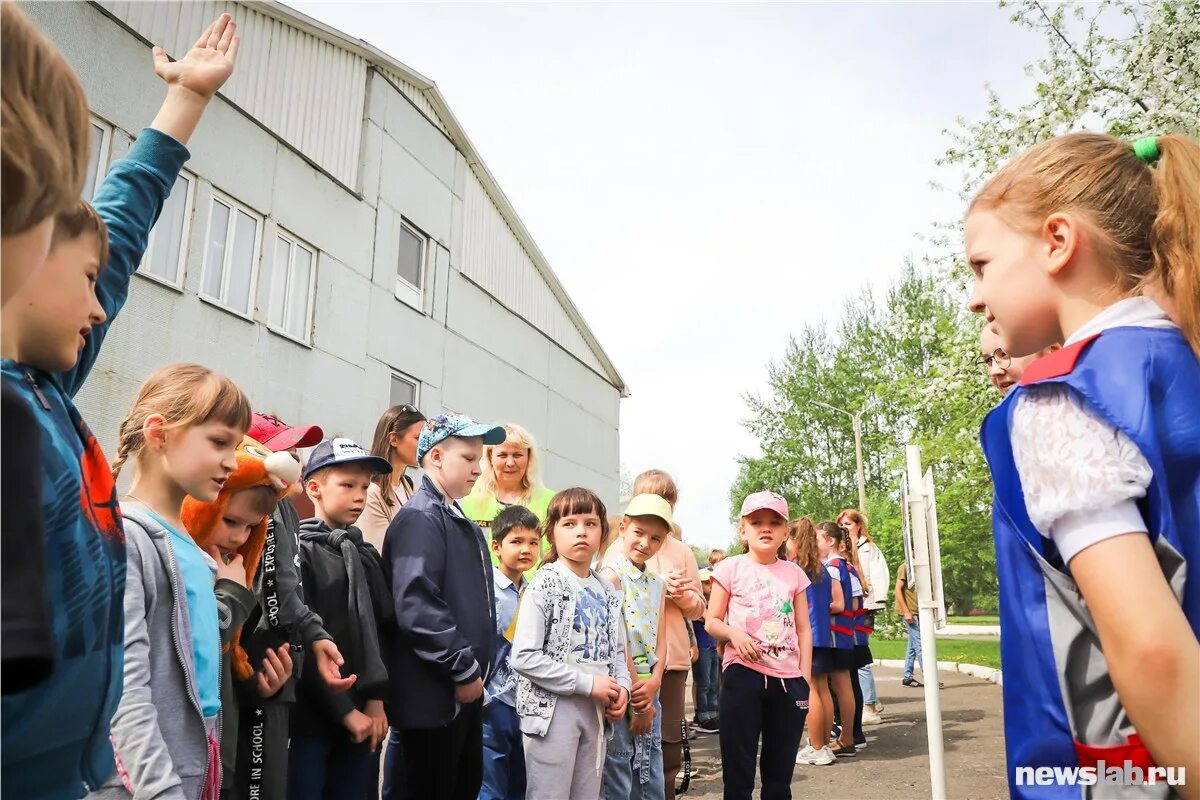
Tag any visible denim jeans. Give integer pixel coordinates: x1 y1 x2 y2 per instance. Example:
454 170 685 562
286 735 372 800
903 619 922 681
601 695 664 800
480 702 526 800
857 664 877 705
691 648 720 722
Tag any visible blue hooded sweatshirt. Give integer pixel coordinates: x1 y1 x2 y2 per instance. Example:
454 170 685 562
1 128 190 799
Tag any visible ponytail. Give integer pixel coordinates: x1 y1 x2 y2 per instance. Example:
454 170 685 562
1148 134 1200 356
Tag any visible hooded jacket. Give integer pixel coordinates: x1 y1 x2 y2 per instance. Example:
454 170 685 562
1 129 190 800
91 504 253 800
291 519 391 739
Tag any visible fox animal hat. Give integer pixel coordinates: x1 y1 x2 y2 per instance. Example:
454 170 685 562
181 435 301 679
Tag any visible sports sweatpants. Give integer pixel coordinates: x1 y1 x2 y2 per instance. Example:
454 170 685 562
523 694 606 800
718 664 808 800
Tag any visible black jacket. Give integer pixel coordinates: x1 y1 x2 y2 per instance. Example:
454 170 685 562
241 497 331 705
291 519 391 739
383 476 496 728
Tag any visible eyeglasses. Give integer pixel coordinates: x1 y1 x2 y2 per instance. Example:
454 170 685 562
395 404 420 415
979 348 1011 370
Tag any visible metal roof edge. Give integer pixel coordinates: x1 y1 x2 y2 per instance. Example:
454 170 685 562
265 1 627 396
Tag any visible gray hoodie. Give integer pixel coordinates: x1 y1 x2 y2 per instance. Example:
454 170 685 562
89 504 253 800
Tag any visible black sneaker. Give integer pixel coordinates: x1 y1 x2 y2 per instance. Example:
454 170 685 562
830 721 842 740
902 677 923 687
696 719 720 734
831 743 857 758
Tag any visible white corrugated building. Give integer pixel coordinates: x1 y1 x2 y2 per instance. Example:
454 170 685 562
24 0 625 501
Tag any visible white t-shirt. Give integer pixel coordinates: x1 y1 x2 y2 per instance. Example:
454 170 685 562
1011 297 1174 564
566 571 612 672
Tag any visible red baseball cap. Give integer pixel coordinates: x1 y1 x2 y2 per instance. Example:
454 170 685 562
248 412 324 451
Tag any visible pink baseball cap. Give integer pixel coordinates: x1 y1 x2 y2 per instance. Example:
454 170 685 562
249 412 324 451
739 491 789 521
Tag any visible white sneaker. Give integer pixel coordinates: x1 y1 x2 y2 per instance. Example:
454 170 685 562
811 746 836 766
795 745 817 765
863 709 882 725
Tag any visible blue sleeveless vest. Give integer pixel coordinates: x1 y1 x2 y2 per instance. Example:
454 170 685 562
806 567 834 649
827 557 855 650
981 327 1200 799
848 564 869 647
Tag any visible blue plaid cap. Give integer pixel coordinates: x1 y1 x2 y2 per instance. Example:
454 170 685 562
416 413 506 463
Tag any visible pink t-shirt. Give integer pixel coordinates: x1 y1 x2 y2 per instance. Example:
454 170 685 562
712 555 811 678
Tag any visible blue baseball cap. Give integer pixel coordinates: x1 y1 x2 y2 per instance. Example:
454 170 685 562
417 413 506 464
302 437 393 482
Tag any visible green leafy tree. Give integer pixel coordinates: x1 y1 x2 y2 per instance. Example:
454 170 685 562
733 0 1198 614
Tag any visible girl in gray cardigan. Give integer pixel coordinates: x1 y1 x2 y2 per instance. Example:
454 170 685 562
512 489 631 800
92 364 255 800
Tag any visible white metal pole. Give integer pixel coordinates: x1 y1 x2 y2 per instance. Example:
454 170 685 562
853 413 867 512
906 444 947 800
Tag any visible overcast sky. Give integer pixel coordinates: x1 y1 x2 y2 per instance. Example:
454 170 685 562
291 1 1044 550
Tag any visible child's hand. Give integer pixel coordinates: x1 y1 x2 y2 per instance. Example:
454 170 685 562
589 675 620 705
312 638 356 692
630 704 655 735
364 700 388 752
454 677 484 704
342 708 372 744
605 686 629 722
664 569 696 601
255 644 293 698
153 13 239 100
208 547 246 587
729 629 761 662
630 676 660 713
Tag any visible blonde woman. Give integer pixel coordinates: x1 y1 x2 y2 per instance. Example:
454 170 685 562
460 423 555 566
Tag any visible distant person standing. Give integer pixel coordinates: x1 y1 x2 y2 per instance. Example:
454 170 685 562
838 509 888 724
460 423 555 569
357 404 427 552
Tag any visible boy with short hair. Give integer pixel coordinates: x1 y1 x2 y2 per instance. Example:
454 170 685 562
1 15 238 798
290 439 394 800
481 504 541 800
384 413 506 800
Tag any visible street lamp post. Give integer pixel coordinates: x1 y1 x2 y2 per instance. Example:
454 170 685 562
812 399 868 512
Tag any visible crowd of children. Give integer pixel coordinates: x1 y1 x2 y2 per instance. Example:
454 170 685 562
3 4 1199 800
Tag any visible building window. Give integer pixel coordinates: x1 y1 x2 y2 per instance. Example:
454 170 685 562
267 229 317 343
138 171 194 288
83 117 112 200
390 373 418 408
395 219 426 309
201 192 262 317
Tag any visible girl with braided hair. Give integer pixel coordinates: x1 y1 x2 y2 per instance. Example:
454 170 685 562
98 363 253 800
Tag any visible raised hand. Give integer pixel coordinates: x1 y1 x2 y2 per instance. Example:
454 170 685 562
153 13 239 100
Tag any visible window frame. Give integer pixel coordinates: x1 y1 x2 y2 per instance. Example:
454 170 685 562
136 169 196 291
198 189 264 321
84 116 112 200
389 371 420 409
266 227 318 346
394 218 427 310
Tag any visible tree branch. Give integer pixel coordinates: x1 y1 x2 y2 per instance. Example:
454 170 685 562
1033 0 1151 113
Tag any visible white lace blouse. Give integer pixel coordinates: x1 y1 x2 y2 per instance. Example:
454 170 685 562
1010 297 1177 564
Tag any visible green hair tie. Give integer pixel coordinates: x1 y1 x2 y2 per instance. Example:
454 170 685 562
1132 136 1160 165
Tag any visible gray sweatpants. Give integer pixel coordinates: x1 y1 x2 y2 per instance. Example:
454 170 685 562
523 694 607 800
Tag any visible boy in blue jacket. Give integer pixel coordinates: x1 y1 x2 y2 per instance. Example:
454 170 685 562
382 414 505 800
0 14 239 799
